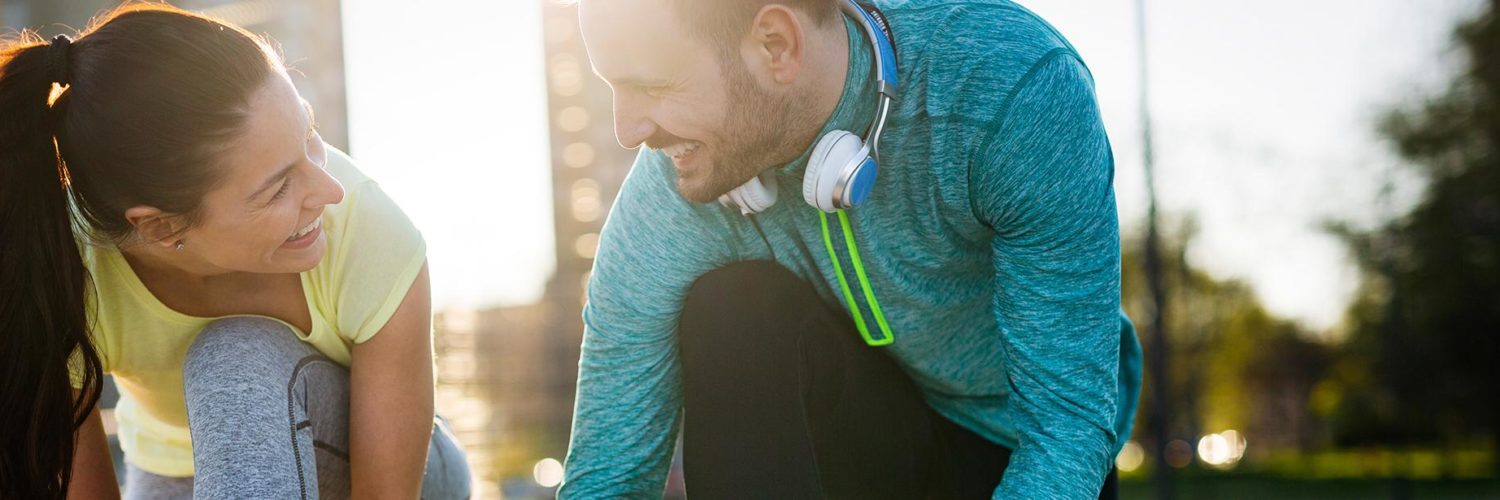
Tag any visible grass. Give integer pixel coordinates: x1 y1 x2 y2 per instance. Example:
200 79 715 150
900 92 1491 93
1119 473 1500 499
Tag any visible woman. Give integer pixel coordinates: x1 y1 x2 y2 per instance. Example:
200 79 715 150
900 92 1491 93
0 4 469 499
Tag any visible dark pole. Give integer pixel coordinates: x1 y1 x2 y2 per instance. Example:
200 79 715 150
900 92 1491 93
1135 0 1172 499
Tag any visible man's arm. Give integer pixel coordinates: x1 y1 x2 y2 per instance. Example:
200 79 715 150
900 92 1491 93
559 151 733 498
971 50 1122 499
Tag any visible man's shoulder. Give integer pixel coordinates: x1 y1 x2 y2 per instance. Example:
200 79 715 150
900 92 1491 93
883 0 1085 116
883 0 1072 52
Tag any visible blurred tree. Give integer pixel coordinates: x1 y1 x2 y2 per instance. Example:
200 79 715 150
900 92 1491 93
1326 0 1500 470
1123 221 1329 462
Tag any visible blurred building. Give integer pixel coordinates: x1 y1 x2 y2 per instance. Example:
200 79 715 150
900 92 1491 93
431 307 502 499
0 0 349 150
1 0 115 34
178 0 350 151
424 0 640 496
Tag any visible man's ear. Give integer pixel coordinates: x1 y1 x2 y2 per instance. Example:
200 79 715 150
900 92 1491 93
124 205 187 249
740 4 806 87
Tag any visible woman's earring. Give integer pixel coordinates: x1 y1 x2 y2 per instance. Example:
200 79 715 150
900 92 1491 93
175 241 185 251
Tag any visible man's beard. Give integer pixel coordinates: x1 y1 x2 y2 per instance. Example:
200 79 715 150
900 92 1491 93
676 58 816 203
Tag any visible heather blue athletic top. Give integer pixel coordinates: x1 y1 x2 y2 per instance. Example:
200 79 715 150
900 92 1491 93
562 1 1143 497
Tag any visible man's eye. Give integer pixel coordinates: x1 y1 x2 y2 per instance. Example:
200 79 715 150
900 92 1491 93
642 85 668 97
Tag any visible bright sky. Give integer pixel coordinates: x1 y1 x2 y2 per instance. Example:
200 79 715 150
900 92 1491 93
1022 0 1484 333
342 0 554 311
342 0 1483 333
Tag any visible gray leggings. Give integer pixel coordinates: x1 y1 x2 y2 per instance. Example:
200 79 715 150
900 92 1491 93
122 317 471 500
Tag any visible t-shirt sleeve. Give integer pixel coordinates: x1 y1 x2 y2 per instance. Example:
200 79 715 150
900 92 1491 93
323 150 428 345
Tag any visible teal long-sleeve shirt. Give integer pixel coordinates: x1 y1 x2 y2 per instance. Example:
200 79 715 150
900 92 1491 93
561 1 1143 498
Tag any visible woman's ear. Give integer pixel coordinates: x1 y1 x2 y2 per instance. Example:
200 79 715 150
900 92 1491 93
124 205 186 249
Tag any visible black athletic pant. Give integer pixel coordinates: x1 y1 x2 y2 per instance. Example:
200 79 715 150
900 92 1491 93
678 261 1119 499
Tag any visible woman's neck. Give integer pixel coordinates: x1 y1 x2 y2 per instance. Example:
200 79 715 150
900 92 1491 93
117 241 248 290
117 241 308 326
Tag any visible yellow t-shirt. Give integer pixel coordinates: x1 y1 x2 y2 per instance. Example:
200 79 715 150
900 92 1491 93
75 147 426 477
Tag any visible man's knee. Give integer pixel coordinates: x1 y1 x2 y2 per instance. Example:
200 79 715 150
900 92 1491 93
679 260 814 374
683 259 812 316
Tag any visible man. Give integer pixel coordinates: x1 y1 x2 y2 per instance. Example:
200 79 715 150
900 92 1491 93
562 0 1142 497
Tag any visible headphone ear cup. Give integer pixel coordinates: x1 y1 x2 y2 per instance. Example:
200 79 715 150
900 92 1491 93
804 130 864 212
718 171 780 215
737 171 779 214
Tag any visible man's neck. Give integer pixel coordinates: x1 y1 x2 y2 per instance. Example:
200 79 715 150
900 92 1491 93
803 17 853 143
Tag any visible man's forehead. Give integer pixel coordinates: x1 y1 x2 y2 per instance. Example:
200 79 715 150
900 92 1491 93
579 0 674 24
579 0 697 83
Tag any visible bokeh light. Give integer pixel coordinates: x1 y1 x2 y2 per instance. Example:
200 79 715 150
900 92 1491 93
533 458 564 488
1116 440 1146 472
1165 439 1194 468
1197 430 1248 469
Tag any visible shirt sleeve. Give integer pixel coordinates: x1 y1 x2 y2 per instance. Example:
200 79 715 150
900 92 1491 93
323 149 428 345
559 150 734 498
970 50 1122 499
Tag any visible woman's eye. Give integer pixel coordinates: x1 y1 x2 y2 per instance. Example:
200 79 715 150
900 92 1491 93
270 179 291 202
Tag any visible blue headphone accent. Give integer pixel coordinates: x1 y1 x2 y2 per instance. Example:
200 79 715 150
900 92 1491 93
848 157 878 206
849 1 899 88
717 0 899 214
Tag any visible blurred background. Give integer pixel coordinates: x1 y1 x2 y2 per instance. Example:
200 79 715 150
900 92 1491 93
4 0 1497 498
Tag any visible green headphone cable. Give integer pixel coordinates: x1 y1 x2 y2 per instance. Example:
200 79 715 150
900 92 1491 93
820 210 894 346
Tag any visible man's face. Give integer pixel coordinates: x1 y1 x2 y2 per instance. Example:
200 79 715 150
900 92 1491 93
580 0 811 203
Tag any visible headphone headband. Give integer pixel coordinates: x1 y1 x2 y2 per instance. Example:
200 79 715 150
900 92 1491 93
841 0 898 163
842 1 899 93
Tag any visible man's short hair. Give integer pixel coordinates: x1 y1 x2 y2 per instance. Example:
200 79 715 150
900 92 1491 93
670 0 840 49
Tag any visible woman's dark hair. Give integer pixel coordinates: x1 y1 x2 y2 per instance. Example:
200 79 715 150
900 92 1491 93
0 4 278 497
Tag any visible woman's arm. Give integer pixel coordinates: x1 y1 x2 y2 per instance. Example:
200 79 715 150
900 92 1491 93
349 263 435 499
68 395 120 500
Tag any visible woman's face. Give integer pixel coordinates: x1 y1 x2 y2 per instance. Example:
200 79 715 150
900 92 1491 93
173 72 344 275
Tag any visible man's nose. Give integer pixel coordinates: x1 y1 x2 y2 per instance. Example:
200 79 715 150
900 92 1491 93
612 94 656 149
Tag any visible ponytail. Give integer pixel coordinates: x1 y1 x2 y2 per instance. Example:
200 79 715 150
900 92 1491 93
0 35 105 499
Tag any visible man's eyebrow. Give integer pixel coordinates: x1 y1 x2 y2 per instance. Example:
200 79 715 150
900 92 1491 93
591 64 662 89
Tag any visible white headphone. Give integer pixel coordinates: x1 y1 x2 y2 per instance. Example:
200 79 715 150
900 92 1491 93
718 0 899 215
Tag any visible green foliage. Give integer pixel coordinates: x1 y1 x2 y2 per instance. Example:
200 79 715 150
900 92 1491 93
1325 1 1500 455
1122 221 1329 454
